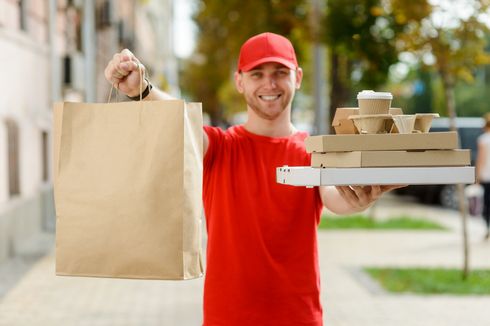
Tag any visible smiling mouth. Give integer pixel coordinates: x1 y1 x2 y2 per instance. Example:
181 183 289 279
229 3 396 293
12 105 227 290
259 94 282 101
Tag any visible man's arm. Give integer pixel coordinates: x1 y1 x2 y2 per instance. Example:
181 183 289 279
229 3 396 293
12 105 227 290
104 48 209 156
319 185 403 215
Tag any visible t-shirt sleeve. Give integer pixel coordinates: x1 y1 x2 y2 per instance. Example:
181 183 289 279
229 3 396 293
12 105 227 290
204 125 225 169
479 134 490 146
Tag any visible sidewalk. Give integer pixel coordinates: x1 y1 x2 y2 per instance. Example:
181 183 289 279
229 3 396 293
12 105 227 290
0 194 489 325
0 248 204 325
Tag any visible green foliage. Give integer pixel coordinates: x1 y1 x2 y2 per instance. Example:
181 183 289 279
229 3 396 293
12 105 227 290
454 82 490 117
182 0 490 125
324 0 490 118
180 0 311 125
366 267 490 295
323 0 410 121
390 0 490 118
325 0 400 89
318 214 445 230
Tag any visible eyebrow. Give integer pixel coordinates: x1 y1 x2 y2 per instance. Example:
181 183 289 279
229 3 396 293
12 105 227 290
248 65 290 72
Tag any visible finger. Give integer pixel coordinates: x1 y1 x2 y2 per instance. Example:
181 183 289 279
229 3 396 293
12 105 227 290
105 60 120 81
351 185 382 207
120 48 136 62
110 62 127 79
350 185 368 196
380 184 406 192
109 63 125 82
351 186 373 206
336 186 355 198
336 186 359 208
369 185 382 199
119 60 140 73
106 62 121 79
120 49 143 74
112 52 122 66
114 65 128 78
109 76 121 86
110 53 129 76
106 61 118 79
363 185 382 199
113 69 124 79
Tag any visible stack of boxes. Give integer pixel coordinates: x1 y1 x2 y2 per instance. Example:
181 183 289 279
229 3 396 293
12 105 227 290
305 90 471 171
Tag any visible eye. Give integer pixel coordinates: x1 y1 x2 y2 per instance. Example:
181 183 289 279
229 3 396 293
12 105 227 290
277 70 289 76
250 71 262 78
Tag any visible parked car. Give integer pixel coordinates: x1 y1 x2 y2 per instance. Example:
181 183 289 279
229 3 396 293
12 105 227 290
393 117 484 209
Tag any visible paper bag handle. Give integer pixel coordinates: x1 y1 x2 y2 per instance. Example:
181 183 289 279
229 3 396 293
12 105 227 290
107 63 145 103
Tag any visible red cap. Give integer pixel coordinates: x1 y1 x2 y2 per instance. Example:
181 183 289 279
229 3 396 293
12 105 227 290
237 32 298 72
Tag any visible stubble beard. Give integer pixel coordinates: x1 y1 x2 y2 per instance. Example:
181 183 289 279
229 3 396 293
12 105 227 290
244 93 292 121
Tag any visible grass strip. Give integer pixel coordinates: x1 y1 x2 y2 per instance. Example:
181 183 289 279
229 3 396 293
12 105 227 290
365 267 490 295
318 214 445 230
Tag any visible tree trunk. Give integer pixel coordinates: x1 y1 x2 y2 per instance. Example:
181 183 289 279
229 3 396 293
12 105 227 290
443 74 457 132
457 183 470 280
442 73 470 280
206 95 226 127
329 53 351 127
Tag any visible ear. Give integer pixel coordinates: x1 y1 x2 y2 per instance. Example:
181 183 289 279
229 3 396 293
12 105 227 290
295 67 303 90
234 71 244 94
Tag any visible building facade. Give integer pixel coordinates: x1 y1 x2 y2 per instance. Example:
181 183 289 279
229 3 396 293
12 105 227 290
0 0 178 263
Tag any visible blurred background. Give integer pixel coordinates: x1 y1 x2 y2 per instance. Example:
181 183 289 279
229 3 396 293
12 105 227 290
1 0 490 325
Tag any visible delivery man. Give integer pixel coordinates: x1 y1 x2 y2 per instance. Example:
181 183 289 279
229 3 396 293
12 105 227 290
104 32 400 326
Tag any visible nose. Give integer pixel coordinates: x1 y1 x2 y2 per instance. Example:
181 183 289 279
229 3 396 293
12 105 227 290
264 75 277 89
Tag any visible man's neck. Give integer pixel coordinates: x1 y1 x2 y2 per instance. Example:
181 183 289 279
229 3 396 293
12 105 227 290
243 108 296 138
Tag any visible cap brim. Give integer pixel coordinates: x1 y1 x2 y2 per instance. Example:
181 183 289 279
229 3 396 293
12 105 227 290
240 57 297 72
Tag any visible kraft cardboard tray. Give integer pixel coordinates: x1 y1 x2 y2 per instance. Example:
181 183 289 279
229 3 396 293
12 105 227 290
305 132 458 153
276 166 475 186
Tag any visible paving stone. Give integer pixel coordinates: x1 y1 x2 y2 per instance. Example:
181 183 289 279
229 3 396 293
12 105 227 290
0 194 489 325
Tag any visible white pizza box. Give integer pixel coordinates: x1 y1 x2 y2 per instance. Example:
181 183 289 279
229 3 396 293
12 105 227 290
276 166 475 187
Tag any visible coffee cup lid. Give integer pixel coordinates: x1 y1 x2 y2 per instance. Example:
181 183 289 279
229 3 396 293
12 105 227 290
357 90 393 100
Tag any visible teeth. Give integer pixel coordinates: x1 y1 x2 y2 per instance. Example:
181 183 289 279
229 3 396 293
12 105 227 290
260 95 280 101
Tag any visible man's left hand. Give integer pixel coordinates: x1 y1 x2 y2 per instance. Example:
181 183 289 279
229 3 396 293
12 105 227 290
335 185 405 210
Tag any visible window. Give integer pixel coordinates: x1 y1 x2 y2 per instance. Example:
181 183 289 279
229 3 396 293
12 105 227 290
5 119 20 197
63 55 72 86
18 0 26 31
42 131 49 182
97 0 112 28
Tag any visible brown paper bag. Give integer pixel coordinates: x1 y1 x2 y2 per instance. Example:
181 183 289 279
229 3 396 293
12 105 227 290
53 100 203 280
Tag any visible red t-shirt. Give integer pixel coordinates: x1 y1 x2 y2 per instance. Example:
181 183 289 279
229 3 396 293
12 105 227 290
203 125 324 326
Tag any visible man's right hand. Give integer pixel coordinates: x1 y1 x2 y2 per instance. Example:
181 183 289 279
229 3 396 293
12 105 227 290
104 49 148 97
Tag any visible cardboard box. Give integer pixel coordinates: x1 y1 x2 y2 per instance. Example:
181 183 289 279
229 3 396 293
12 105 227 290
276 166 475 186
305 132 458 153
332 108 358 134
332 107 403 134
311 150 470 168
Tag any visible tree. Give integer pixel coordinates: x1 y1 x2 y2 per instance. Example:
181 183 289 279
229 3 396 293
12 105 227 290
181 0 310 126
392 0 490 127
324 0 402 123
390 0 490 279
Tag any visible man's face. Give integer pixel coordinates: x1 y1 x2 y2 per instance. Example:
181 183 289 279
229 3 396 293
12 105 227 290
234 62 303 121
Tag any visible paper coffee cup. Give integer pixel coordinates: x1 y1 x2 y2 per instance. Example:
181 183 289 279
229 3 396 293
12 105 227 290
357 90 393 115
